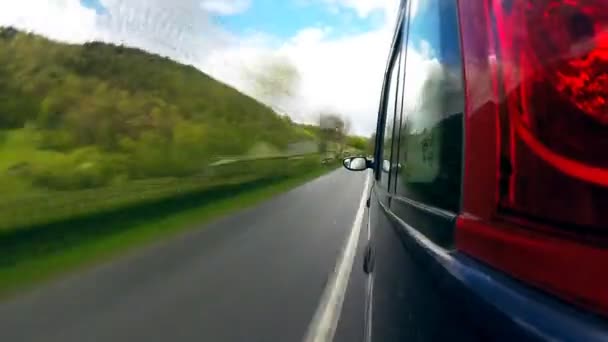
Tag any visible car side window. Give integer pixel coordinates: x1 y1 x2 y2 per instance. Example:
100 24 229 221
391 31 408 195
379 49 402 191
395 0 465 213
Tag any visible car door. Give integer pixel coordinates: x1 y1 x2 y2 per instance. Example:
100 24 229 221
368 0 479 340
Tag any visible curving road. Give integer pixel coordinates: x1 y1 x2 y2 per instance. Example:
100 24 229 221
0 169 369 342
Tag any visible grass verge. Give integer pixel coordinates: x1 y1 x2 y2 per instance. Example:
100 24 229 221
0 164 338 298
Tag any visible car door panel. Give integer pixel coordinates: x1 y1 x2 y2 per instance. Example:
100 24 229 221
370 190 478 341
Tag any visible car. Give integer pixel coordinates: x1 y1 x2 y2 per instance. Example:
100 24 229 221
343 0 608 340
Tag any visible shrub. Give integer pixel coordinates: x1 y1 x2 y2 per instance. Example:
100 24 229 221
28 147 128 190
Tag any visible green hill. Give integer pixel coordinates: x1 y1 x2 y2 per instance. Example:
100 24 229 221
0 27 313 189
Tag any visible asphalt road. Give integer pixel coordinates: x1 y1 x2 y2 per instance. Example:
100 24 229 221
0 169 369 342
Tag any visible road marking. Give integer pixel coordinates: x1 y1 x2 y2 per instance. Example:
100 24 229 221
304 172 371 342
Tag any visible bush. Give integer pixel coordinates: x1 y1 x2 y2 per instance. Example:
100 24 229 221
27 147 128 190
38 129 77 150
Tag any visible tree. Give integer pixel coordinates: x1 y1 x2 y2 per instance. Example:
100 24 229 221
346 136 368 151
318 113 350 155
245 55 300 107
366 133 376 156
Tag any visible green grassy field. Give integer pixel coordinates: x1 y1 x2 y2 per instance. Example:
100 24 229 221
0 161 338 297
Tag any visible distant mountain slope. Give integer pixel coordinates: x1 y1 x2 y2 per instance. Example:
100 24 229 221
0 27 314 189
0 27 309 149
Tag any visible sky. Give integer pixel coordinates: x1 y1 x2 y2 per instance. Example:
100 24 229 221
0 0 403 135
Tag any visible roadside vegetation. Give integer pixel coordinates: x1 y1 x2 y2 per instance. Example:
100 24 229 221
0 27 317 190
0 27 363 293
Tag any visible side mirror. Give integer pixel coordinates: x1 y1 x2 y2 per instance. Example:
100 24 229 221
343 156 371 172
382 159 391 173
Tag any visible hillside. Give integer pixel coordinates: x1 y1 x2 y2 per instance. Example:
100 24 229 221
0 27 314 190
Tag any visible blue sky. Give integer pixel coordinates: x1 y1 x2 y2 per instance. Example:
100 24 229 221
80 0 106 13
80 0 385 41
214 0 385 40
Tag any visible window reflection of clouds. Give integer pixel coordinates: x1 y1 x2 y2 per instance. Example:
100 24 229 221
397 0 464 193
401 47 463 133
391 0 464 240
381 50 400 183
402 0 464 133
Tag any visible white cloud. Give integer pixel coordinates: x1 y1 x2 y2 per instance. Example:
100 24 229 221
96 0 232 65
302 0 398 19
280 26 395 134
202 1 402 135
201 25 397 134
200 0 252 15
0 0 98 43
341 0 396 18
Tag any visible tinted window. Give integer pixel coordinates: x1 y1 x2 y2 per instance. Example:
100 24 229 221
379 49 402 190
395 0 464 212
391 36 407 194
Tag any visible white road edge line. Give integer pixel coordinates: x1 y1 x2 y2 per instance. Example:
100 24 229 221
304 172 371 342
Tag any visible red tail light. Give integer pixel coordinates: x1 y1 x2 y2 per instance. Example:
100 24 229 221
457 0 608 316
494 0 608 233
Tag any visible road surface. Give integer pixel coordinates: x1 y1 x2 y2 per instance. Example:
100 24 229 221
0 169 370 342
